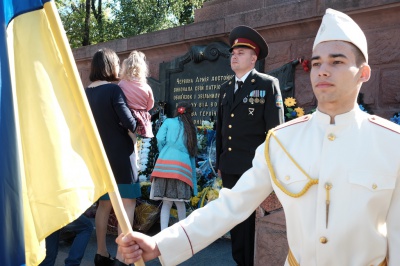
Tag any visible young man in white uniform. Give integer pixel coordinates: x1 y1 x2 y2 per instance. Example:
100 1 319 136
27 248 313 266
116 9 399 266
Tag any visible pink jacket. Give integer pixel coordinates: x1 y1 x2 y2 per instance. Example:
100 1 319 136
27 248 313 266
118 79 154 111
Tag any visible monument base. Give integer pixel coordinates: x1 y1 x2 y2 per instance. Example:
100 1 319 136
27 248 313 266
255 193 288 266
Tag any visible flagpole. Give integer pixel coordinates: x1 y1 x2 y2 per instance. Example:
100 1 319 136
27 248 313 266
109 191 145 266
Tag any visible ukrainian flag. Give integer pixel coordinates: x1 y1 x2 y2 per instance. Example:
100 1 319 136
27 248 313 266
1 1 119 265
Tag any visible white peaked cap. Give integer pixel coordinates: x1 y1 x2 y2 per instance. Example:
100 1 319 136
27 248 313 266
313 8 368 63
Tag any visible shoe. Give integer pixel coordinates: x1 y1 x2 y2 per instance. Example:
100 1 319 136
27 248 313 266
113 258 129 266
94 253 114 266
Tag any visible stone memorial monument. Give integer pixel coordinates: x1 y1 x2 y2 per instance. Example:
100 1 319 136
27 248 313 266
152 42 299 125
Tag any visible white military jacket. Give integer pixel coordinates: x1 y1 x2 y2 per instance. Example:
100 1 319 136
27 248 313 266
154 107 400 266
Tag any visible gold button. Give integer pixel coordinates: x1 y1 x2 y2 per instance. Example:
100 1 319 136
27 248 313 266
229 125 232 128
320 237 328 244
228 148 232 151
285 176 290 181
231 113 234 117
228 136 232 140
327 133 336 141
372 183 377 190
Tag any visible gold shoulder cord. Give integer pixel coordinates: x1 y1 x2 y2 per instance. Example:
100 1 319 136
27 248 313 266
265 130 318 198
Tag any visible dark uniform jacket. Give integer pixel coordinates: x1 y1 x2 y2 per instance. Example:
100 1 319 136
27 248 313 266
216 69 284 175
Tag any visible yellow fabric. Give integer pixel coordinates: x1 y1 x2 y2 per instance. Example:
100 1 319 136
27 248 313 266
7 2 117 265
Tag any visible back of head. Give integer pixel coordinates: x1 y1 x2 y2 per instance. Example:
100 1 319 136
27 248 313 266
120 50 148 81
174 102 193 117
89 48 120 82
175 102 197 157
313 8 368 64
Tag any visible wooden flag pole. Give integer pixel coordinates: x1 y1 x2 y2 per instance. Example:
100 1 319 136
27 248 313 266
109 191 145 266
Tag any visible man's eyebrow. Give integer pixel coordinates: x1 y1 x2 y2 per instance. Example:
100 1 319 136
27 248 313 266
311 54 348 61
330 53 348 59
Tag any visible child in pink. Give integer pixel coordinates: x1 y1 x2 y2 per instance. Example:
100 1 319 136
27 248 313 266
119 50 154 138
119 51 155 178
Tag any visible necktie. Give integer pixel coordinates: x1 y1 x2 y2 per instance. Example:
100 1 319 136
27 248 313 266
236 81 244 93
234 81 243 101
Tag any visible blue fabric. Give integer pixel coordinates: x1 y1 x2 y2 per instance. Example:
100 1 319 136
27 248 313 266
154 117 197 195
85 83 137 184
99 183 141 200
39 231 59 266
2 0 51 26
63 215 94 266
39 214 94 266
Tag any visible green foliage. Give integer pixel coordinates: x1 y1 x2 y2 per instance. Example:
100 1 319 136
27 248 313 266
55 0 208 48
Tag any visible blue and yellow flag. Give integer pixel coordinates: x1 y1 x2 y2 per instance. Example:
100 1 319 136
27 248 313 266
1 1 118 265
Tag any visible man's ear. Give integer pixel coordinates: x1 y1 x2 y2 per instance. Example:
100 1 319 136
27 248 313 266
252 54 257 64
359 64 371 83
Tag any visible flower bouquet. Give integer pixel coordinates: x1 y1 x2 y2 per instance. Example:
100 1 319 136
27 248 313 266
284 97 305 121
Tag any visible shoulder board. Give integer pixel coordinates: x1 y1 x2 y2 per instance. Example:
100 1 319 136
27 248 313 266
368 115 400 134
274 115 311 131
256 71 277 81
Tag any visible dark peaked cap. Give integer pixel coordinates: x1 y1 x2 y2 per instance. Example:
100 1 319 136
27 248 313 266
229 25 269 60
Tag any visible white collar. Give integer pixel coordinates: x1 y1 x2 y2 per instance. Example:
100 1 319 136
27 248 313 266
314 106 366 125
235 69 253 83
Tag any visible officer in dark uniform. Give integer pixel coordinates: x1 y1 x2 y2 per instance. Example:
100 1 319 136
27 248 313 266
216 25 284 266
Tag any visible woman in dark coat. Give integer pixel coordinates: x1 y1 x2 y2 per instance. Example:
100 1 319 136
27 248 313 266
85 48 140 266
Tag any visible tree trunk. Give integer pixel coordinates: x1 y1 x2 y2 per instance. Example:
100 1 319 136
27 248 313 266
91 0 104 43
82 0 91 46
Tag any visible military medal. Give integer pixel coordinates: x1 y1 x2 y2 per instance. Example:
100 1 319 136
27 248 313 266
243 97 248 103
248 108 254 115
260 90 266 104
249 91 255 104
254 90 260 103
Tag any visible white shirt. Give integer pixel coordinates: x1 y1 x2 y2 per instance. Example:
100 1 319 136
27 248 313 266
234 69 252 93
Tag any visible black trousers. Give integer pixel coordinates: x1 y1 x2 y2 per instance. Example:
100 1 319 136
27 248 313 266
221 172 255 266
